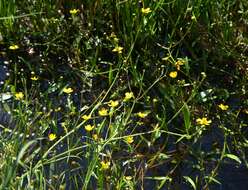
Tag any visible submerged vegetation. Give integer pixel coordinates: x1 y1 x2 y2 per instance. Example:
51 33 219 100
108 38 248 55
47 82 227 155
0 0 248 189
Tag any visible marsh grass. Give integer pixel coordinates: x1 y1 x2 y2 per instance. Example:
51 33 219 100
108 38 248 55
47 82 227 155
0 0 248 189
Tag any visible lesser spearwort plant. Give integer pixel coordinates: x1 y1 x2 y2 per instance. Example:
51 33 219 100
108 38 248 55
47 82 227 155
0 0 247 189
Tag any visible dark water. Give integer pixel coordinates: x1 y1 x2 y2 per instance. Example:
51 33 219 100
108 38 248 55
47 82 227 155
142 163 248 190
215 163 248 190
0 63 8 85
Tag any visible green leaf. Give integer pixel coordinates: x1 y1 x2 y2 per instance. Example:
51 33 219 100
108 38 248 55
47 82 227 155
16 140 37 164
182 103 191 132
204 176 221 185
0 92 12 101
224 154 241 164
183 176 196 190
108 65 113 85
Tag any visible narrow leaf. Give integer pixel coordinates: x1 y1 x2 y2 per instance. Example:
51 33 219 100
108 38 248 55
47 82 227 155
183 176 196 190
224 154 241 164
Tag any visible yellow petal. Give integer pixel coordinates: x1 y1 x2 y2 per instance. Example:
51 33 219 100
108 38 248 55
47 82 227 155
169 71 177 78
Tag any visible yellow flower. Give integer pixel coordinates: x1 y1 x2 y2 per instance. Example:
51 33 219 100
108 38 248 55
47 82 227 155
63 87 73 94
125 136 134 144
48 133 57 141
55 107 62 112
169 71 178 78
141 7 152 14
218 104 229 111
82 114 91 120
30 76 38 81
153 98 158 103
92 134 98 141
175 59 186 70
196 117 212 126
176 59 185 65
85 124 94 132
9 45 19 50
125 176 132 181
101 161 110 170
69 9 80 14
108 100 119 108
124 92 134 101
136 121 144 126
137 111 149 118
98 108 108 116
112 46 123 54
15 92 24 100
